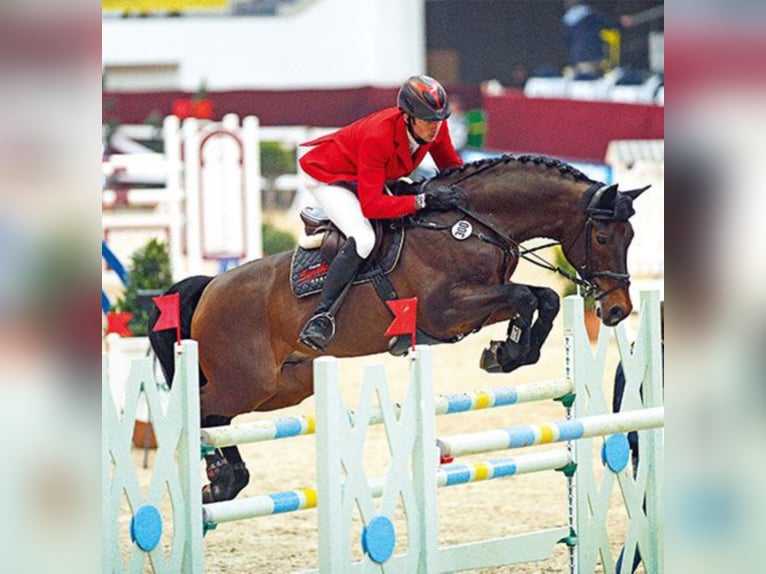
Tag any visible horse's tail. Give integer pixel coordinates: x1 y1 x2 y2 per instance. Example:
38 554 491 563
148 275 214 388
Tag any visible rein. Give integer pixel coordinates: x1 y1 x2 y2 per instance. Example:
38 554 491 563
454 205 600 295
421 161 597 291
416 166 633 301
412 202 631 301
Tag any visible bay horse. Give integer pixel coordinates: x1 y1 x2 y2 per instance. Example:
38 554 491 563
149 154 647 503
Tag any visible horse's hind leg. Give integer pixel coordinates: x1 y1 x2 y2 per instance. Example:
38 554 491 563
222 445 250 497
201 415 250 503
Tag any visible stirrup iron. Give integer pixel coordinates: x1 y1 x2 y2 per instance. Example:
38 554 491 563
299 312 336 352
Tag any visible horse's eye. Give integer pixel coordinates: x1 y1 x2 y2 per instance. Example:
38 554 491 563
596 235 608 245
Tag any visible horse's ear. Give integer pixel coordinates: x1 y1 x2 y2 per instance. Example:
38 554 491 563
621 185 651 201
589 183 618 210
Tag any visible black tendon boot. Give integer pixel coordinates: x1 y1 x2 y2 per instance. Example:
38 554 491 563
299 237 366 351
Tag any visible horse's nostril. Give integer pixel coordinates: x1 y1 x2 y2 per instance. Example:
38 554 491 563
608 306 625 324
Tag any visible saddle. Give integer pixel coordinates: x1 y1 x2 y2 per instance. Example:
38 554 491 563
290 206 405 298
298 206 384 264
297 177 418 262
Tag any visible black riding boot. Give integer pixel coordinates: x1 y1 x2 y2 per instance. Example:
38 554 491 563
299 237 366 351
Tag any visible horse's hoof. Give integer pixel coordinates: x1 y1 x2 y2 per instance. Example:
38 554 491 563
202 451 236 503
202 476 239 503
388 336 411 357
202 484 230 504
479 341 504 373
202 484 215 504
231 462 250 498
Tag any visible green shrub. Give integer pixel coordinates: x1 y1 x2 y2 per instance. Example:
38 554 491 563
553 245 595 309
114 239 173 336
260 141 296 179
262 222 296 255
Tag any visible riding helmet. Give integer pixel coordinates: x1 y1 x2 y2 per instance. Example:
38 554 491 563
397 75 452 121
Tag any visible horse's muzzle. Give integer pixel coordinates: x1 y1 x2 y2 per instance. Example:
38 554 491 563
599 303 631 326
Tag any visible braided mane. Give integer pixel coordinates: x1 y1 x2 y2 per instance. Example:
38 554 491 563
432 153 597 184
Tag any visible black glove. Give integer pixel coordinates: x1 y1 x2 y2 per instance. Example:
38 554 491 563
422 186 462 211
386 178 418 196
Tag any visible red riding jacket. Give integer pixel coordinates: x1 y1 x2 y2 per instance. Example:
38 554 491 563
299 107 463 219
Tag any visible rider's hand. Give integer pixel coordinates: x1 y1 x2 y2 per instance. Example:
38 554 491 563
418 186 463 211
387 177 417 196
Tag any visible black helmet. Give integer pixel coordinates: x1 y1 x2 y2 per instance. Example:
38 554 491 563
397 75 451 121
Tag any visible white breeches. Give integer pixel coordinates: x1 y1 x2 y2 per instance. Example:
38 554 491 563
303 177 376 258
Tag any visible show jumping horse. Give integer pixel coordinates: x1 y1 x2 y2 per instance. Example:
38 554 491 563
149 154 648 503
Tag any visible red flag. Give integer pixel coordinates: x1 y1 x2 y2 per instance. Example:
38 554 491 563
106 311 133 336
152 293 181 344
385 297 418 350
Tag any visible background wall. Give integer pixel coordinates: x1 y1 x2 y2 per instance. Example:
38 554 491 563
102 0 665 163
103 0 663 92
102 0 426 90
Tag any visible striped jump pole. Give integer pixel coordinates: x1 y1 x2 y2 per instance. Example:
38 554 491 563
311 292 664 574
200 378 574 449
437 407 665 459
105 291 663 574
201 448 573 528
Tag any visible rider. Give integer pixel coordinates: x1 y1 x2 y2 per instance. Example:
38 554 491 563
297 74 465 352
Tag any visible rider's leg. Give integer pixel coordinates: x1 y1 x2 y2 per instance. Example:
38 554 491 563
298 181 375 351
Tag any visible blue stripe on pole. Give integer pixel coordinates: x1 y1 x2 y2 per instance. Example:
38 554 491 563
557 420 585 441
488 459 517 477
506 427 537 448
443 394 473 413
102 240 129 285
491 388 519 406
274 418 304 439
270 491 301 514
443 465 473 486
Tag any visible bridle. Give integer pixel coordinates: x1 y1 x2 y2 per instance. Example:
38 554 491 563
415 179 633 301
577 209 632 300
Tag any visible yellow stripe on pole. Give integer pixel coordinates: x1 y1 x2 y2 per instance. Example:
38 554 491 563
473 463 490 481
475 391 491 410
103 0 228 12
539 424 555 444
302 488 318 509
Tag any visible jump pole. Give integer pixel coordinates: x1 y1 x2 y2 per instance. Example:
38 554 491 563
309 291 664 573
200 377 574 449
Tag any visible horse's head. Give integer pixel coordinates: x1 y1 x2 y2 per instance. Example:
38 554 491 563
566 183 649 326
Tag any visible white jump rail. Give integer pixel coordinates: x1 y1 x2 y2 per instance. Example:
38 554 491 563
102 292 664 574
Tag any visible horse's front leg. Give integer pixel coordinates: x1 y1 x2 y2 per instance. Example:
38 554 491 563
523 286 561 365
429 283 539 373
481 285 561 371
483 285 560 372
445 284 559 374
475 284 538 374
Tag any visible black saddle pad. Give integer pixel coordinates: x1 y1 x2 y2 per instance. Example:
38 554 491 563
290 227 405 298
